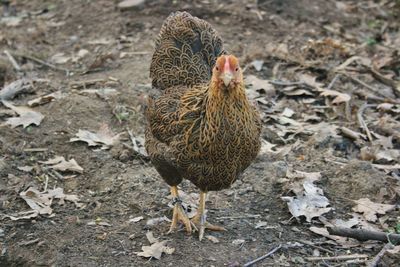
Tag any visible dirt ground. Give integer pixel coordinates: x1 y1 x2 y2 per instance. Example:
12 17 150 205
0 0 399 266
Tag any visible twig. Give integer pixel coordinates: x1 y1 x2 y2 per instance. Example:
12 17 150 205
327 227 400 244
327 74 340 90
357 103 375 143
23 148 48 152
217 214 261 220
11 52 70 75
307 254 369 261
269 80 305 86
367 243 394 267
44 174 49 191
69 79 107 89
243 244 282 267
342 72 387 98
4 50 21 71
298 239 334 254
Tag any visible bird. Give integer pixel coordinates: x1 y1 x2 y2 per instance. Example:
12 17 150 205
145 11 262 240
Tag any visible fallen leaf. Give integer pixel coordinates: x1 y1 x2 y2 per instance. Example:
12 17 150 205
255 221 268 229
320 89 351 104
282 108 295 118
2 100 44 128
146 231 158 244
27 91 64 107
146 216 171 226
70 124 121 149
129 216 144 223
206 235 220 243
19 187 83 216
245 75 276 96
232 239 245 246
17 166 34 172
352 198 395 222
51 53 71 64
282 170 330 222
40 156 83 173
4 210 39 221
251 60 264 71
136 240 175 260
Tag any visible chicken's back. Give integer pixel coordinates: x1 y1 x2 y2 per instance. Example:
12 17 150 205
150 12 225 90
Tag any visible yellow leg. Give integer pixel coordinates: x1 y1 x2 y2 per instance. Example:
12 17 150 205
191 191 225 241
167 186 192 234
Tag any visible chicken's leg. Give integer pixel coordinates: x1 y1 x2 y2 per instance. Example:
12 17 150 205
167 186 192 234
191 191 225 240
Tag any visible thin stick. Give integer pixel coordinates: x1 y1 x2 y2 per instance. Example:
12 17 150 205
269 80 305 86
307 254 369 261
342 73 387 98
298 239 334 254
4 50 21 71
357 103 375 143
243 244 282 267
327 227 400 244
44 174 49 191
327 74 340 90
367 243 394 267
11 52 70 74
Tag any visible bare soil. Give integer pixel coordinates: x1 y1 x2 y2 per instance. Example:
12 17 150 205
0 0 399 266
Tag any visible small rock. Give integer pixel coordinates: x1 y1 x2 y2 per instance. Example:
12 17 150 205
118 0 145 10
232 239 245 246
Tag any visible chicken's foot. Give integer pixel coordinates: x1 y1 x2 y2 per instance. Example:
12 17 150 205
191 191 225 241
167 186 192 234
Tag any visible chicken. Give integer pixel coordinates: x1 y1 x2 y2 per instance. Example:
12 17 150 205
145 12 262 240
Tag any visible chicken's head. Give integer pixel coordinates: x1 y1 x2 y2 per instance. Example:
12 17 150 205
212 55 242 90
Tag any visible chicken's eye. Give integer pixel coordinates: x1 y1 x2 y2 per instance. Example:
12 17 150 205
235 68 239 71
216 67 219 71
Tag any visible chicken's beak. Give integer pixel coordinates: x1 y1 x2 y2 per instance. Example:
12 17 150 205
222 71 233 87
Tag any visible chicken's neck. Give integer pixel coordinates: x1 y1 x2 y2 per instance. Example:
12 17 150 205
206 82 250 116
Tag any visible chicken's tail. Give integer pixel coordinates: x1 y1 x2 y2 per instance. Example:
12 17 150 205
150 11 225 90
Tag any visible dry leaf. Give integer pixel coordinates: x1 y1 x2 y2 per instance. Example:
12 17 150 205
146 216 170 227
27 91 64 107
17 166 34 172
251 60 264 71
206 235 220 243
40 156 83 173
282 170 330 222
129 216 144 223
4 210 39 221
245 75 276 96
146 231 158 244
352 198 395 222
19 187 83 216
320 89 351 104
70 124 120 149
51 53 71 64
2 100 44 128
136 240 175 260
298 73 324 91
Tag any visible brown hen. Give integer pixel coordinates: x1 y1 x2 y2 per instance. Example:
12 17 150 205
145 12 262 240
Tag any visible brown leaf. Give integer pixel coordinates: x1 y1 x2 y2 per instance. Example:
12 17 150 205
352 198 395 222
136 240 175 260
70 124 120 149
40 156 83 173
2 100 44 128
320 89 351 104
